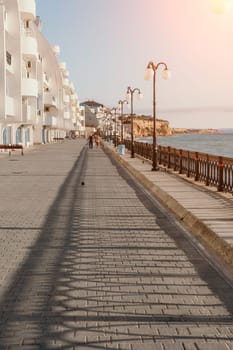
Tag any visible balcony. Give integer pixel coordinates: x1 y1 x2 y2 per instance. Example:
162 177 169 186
4 14 9 33
19 0 36 20
51 45 60 56
22 34 38 58
64 95 70 103
22 78 38 97
6 96 15 116
71 94 78 102
44 116 57 127
44 92 57 107
63 78 69 88
63 70 69 78
59 62 66 70
64 112 70 120
70 82 75 93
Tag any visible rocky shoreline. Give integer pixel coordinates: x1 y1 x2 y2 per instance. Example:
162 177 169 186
131 115 218 137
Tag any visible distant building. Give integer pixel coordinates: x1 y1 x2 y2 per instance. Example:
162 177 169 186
81 101 104 109
81 100 107 136
0 0 85 146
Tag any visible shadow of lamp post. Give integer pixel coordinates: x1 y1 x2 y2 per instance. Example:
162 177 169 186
126 86 143 158
144 61 171 171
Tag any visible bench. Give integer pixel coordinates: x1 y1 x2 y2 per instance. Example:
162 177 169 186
53 137 65 142
0 144 24 156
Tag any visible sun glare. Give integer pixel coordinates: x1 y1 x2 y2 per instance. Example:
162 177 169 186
225 0 233 10
211 0 233 13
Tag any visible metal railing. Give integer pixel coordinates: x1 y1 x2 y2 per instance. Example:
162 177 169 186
124 140 233 194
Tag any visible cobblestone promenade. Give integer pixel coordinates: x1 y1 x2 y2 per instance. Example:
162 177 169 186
0 140 233 349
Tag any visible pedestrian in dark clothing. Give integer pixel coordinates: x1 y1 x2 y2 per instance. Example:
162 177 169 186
88 135 93 149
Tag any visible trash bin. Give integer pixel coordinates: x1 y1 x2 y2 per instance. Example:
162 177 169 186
118 144 125 155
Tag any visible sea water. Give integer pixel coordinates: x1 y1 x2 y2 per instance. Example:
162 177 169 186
137 133 233 158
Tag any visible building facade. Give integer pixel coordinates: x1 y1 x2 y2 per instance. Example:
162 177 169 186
0 0 85 147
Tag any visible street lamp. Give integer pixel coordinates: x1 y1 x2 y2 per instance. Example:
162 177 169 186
118 99 128 143
101 114 111 140
105 112 113 143
145 61 171 171
126 86 143 158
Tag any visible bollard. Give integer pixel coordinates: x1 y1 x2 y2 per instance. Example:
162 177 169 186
118 144 125 155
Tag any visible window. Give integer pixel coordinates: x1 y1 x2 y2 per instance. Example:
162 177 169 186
24 20 30 28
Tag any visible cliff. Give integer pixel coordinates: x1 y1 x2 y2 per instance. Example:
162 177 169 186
170 128 219 135
124 115 219 137
132 116 172 137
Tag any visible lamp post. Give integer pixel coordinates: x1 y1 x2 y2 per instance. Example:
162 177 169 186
145 61 171 171
105 112 113 143
102 114 110 140
126 86 143 158
111 107 118 147
118 99 128 143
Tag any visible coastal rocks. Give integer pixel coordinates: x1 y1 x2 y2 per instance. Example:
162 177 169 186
171 128 218 135
132 116 172 137
125 115 218 137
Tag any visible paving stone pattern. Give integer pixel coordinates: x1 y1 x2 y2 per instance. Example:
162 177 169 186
0 141 233 349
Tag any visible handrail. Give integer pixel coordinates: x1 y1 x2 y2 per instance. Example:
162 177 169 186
124 140 233 194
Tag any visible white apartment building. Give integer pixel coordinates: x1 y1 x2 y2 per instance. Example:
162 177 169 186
0 0 85 147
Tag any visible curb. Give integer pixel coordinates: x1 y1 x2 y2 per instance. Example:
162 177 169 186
103 142 233 274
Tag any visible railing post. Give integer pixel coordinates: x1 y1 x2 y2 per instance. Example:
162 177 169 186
150 143 153 162
179 149 183 174
205 154 210 186
147 143 150 159
158 145 162 165
187 151 190 178
142 143 145 158
217 156 224 192
195 152 199 181
168 146 171 168
174 149 177 171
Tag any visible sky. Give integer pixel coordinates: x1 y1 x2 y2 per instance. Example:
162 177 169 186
36 0 233 129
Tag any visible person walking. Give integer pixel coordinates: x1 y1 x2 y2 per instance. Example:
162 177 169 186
94 134 100 148
88 134 93 149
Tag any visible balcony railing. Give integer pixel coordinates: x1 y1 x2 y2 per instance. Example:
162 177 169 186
44 116 57 127
44 92 57 107
123 140 233 194
22 78 38 97
64 112 70 120
19 0 36 20
21 34 38 58
6 96 15 116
